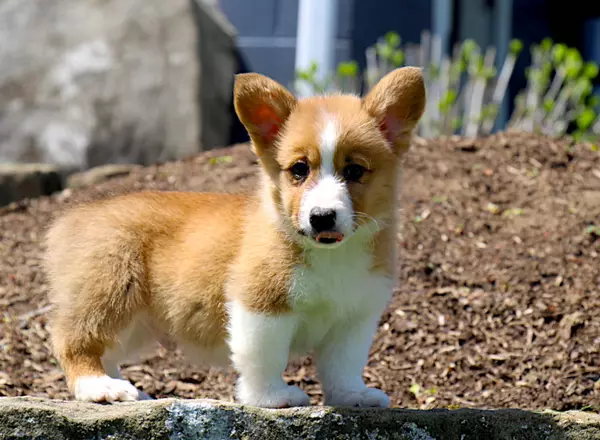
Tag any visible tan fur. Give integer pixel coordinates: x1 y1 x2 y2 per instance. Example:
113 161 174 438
44 67 426 398
44 192 250 387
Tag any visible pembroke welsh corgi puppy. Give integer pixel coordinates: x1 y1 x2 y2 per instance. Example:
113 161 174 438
43 67 426 408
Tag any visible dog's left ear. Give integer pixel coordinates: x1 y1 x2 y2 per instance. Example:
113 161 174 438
362 67 426 155
234 73 296 159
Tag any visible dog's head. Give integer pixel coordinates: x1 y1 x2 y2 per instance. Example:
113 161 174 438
234 67 426 248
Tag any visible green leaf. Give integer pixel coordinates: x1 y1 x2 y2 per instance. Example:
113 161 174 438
409 383 421 396
376 41 393 60
392 49 405 66
337 61 359 78
452 117 462 131
551 43 567 65
541 61 553 78
450 60 466 82
482 104 498 119
384 31 401 49
543 98 555 113
585 225 600 236
575 77 593 100
468 53 484 75
461 39 478 60
502 207 524 218
439 89 457 112
540 38 553 52
583 62 599 79
487 202 501 215
576 109 596 131
426 387 438 395
296 70 311 81
209 155 233 165
509 39 523 55
565 48 584 79
482 66 497 79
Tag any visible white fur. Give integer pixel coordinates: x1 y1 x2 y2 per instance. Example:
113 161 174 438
298 118 353 236
94 314 228 403
227 230 393 408
73 375 148 402
227 305 310 407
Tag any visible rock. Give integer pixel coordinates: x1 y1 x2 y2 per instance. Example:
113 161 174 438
0 0 237 171
66 164 141 189
0 164 63 207
0 397 599 440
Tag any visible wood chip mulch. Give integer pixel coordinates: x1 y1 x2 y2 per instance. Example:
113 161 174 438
1 132 599 411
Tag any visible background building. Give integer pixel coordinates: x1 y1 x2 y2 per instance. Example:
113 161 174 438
221 0 600 141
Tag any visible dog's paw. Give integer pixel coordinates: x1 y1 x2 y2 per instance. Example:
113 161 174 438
237 383 311 408
325 387 390 408
74 375 144 403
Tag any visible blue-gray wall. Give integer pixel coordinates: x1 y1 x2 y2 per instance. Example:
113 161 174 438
222 0 600 142
222 0 432 143
220 0 355 88
221 0 431 88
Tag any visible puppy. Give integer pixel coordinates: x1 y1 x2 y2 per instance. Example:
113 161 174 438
43 67 426 408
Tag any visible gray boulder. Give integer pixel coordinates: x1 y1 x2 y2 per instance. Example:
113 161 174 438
0 397 599 440
0 0 237 171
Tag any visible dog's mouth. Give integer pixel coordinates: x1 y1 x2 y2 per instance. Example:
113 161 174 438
315 231 344 244
298 229 345 245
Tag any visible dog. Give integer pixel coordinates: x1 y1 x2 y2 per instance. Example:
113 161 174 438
43 67 426 408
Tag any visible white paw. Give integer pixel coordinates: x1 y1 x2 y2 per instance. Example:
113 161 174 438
325 387 390 408
237 382 310 408
74 375 145 403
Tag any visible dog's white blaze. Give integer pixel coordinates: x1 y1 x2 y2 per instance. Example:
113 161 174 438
319 119 337 176
299 118 353 235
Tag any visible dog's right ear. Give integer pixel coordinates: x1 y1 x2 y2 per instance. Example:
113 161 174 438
234 73 296 158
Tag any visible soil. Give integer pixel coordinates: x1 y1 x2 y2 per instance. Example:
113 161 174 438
1 132 599 411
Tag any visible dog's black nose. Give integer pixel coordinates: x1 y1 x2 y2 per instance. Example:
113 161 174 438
309 208 337 232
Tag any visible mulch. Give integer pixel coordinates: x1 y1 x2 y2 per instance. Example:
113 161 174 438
1 132 599 411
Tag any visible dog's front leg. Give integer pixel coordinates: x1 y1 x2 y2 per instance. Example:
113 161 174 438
227 301 310 408
316 312 390 408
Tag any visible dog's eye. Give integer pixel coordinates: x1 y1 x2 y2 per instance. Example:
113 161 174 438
290 161 310 180
343 164 366 182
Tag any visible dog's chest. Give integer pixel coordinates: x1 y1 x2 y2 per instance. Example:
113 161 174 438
288 244 392 354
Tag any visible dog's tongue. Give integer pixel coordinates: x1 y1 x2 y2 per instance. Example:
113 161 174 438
315 231 344 243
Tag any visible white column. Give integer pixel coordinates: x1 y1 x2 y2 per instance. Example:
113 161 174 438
295 0 339 98
494 0 513 131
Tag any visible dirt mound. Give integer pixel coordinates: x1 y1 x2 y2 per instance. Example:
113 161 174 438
1 132 599 410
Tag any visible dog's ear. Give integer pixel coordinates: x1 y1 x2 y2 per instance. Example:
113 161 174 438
362 67 426 155
234 73 296 159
